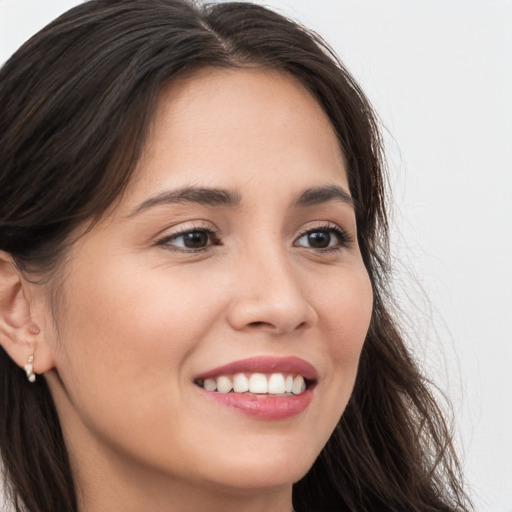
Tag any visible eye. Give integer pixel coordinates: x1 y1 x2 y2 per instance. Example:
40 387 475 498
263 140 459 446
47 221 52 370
294 225 349 251
157 228 219 251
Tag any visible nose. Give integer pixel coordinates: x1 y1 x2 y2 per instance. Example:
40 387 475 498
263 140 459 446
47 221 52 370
226 250 318 336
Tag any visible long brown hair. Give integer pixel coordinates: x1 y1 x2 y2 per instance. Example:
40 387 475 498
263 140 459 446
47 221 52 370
0 1 471 511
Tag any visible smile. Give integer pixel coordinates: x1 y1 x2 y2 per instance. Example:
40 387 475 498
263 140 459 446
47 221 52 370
193 356 317 420
195 372 309 396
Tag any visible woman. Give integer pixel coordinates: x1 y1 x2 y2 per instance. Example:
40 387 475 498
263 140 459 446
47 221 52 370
0 1 471 511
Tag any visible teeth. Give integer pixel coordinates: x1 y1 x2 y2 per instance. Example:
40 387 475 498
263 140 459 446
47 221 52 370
204 378 217 392
233 373 249 392
198 372 308 395
285 375 294 393
216 376 233 394
268 373 285 394
292 375 306 395
249 373 268 393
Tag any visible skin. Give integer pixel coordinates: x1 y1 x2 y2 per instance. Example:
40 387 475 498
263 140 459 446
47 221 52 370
0 68 373 512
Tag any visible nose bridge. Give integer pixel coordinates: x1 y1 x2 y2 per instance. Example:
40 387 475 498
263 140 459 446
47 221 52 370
227 241 317 334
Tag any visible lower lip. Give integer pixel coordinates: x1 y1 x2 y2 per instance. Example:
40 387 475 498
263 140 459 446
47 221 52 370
197 387 314 420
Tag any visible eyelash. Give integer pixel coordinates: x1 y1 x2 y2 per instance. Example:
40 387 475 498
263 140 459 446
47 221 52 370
294 223 352 252
156 225 221 253
156 223 351 253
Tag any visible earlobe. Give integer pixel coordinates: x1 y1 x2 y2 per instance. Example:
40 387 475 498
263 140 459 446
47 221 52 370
0 251 55 378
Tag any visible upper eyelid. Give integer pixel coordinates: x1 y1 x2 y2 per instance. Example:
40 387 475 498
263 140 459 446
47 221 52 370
155 220 217 238
296 221 343 232
295 222 351 238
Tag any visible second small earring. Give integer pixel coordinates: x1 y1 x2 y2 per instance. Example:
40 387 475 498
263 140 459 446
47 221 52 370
25 354 36 383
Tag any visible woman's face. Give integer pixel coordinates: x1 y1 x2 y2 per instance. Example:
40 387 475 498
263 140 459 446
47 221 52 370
41 68 373 497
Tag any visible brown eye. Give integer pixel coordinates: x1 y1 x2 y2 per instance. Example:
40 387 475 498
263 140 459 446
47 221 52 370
307 231 332 249
181 231 209 248
159 229 217 251
294 226 348 251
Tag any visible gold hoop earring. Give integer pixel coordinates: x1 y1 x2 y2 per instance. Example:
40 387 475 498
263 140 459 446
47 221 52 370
24 354 36 383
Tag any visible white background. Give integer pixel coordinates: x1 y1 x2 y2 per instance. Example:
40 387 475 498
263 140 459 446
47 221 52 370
1 1 511 511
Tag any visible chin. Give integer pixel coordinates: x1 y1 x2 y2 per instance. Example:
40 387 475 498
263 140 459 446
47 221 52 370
194 439 320 492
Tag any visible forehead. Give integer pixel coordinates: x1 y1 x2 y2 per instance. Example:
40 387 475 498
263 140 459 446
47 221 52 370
125 67 348 204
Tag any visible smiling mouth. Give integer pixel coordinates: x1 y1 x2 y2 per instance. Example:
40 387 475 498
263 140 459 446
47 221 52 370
193 357 317 419
194 372 314 396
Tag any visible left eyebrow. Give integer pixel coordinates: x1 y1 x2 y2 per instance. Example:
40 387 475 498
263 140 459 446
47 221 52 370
294 185 353 208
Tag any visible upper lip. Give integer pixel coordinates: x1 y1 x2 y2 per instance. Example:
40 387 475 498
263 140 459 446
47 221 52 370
194 356 318 381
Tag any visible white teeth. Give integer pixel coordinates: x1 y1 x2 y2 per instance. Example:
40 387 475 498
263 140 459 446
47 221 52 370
285 375 294 393
204 378 217 392
249 373 268 393
199 372 309 395
292 375 306 395
233 373 249 392
268 373 286 394
216 376 233 394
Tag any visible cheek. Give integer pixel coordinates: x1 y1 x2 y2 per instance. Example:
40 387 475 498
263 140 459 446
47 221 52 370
48 257 227 468
316 265 373 390
321 265 373 347
51 256 217 411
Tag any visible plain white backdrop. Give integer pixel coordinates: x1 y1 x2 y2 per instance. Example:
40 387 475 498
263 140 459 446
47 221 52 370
1 1 511 511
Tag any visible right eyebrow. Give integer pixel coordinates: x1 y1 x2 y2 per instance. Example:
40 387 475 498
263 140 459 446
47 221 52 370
127 186 242 217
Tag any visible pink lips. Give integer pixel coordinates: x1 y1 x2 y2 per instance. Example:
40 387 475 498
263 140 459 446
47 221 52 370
194 356 317 420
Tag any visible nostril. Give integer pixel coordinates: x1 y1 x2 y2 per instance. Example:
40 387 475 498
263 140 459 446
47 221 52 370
248 321 271 328
245 319 311 332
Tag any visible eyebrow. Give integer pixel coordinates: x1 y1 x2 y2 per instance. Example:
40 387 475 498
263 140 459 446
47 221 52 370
128 184 353 217
128 186 242 217
294 185 353 208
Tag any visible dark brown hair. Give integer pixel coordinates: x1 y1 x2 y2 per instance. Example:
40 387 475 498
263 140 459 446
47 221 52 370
0 1 471 511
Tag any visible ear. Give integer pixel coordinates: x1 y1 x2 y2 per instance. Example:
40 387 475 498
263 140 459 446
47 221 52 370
0 251 55 377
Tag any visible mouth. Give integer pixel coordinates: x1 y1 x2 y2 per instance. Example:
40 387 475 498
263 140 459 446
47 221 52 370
193 356 317 420
194 372 314 396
